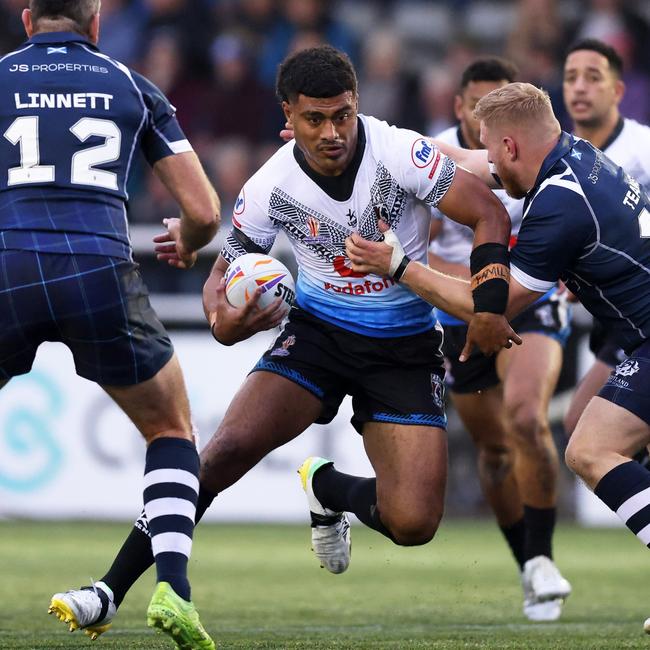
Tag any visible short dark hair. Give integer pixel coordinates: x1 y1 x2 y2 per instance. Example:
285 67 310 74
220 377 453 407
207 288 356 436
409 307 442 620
29 0 100 32
276 45 357 103
566 38 624 77
460 57 518 90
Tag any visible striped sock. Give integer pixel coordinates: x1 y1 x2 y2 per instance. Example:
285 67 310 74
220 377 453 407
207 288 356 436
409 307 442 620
143 437 199 602
594 460 650 546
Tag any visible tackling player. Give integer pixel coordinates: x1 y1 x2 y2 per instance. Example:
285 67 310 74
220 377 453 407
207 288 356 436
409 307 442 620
347 82 650 633
53 45 519 632
560 39 650 436
0 1 221 647
428 58 571 621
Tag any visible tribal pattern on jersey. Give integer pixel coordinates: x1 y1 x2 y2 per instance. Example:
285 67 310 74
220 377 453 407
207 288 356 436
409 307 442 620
219 114 456 337
423 157 455 207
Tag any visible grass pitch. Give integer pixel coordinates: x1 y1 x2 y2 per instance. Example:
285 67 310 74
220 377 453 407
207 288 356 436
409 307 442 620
0 520 648 649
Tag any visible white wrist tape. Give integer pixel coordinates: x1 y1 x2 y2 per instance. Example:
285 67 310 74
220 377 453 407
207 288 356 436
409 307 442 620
383 228 406 276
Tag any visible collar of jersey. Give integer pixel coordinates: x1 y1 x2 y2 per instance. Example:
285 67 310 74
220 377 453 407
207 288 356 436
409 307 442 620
529 131 574 196
27 31 97 49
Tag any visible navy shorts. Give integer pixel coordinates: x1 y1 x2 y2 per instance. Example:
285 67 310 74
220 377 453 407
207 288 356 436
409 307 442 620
0 250 173 385
252 307 447 433
589 320 626 367
598 339 650 425
443 293 571 394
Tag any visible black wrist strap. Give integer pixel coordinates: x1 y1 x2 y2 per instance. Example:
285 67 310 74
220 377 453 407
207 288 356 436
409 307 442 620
393 255 411 282
470 243 510 314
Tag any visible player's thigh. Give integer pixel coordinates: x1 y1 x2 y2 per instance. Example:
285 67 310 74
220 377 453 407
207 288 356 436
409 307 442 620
362 421 447 517
199 370 324 487
451 385 508 448
568 396 650 487
564 359 614 436
102 353 191 441
497 332 563 411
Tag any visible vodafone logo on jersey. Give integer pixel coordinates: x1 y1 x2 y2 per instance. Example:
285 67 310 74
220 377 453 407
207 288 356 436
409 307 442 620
411 138 437 168
333 255 366 278
324 277 397 296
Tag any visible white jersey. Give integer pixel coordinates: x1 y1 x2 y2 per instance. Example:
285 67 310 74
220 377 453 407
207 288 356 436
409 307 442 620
603 117 650 190
221 114 456 337
428 126 524 265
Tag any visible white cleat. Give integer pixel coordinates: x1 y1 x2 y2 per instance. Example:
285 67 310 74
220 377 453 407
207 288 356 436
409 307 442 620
523 597 564 622
310 514 352 574
298 456 352 574
522 556 571 603
48 581 116 640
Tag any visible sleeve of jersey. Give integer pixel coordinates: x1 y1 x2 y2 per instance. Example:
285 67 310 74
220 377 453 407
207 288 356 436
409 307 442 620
133 72 193 166
388 127 457 207
220 184 279 264
510 189 589 292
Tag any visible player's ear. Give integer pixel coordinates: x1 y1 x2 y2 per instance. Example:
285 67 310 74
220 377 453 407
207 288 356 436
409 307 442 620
504 136 517 161
21 8 34 38
453 94 463 121
281 101 292 126
614 78 625 105
88 12 100 44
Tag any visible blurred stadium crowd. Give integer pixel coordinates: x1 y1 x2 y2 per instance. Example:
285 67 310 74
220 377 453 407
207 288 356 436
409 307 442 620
2 0 650 285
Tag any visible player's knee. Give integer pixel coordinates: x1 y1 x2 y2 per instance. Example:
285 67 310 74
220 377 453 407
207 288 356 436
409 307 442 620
479 444 513 482
199 427 257 479
564 434 593 480
505 402 547 444
385 510 442 546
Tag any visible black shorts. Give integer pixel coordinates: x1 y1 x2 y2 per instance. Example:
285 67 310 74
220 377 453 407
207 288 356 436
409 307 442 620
589 320 626 367
599 340 650 426
0 250 173 385
252 307 447 433
442 294 571 394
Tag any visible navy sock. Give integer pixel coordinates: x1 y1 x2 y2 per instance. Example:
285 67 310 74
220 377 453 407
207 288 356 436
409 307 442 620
523 505 556 561
595 461 650 546
101 485 217 608
313 466 394 540
143 437 200 602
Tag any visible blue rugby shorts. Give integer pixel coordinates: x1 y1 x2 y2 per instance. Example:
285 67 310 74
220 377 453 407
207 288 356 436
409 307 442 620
0 250 173 385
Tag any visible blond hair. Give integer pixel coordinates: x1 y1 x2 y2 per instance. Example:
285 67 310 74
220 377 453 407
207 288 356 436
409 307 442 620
474 82 556 129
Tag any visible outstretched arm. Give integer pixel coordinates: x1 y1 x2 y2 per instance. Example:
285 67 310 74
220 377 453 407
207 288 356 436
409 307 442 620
430 140 497 188
152 152 221 269
346 224 522 359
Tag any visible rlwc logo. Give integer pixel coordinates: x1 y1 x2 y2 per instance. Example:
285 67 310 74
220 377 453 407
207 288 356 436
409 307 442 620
307 216 319 238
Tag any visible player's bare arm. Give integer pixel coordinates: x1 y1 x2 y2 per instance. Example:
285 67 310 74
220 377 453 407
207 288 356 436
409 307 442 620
428 220 472 279
203 255 286 346
430 140 496 188
152 151 220 268
346 224 522 359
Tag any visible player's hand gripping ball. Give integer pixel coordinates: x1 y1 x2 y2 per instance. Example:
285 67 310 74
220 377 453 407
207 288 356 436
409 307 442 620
224 253 295 315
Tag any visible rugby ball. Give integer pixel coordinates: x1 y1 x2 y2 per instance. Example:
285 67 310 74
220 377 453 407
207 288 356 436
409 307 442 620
224 253 295 313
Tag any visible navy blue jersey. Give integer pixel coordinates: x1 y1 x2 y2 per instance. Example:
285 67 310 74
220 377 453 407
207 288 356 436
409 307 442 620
511 132 650 353
0 32 191 260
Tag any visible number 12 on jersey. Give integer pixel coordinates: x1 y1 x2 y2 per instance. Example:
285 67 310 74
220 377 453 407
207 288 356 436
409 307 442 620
4 115 121 190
